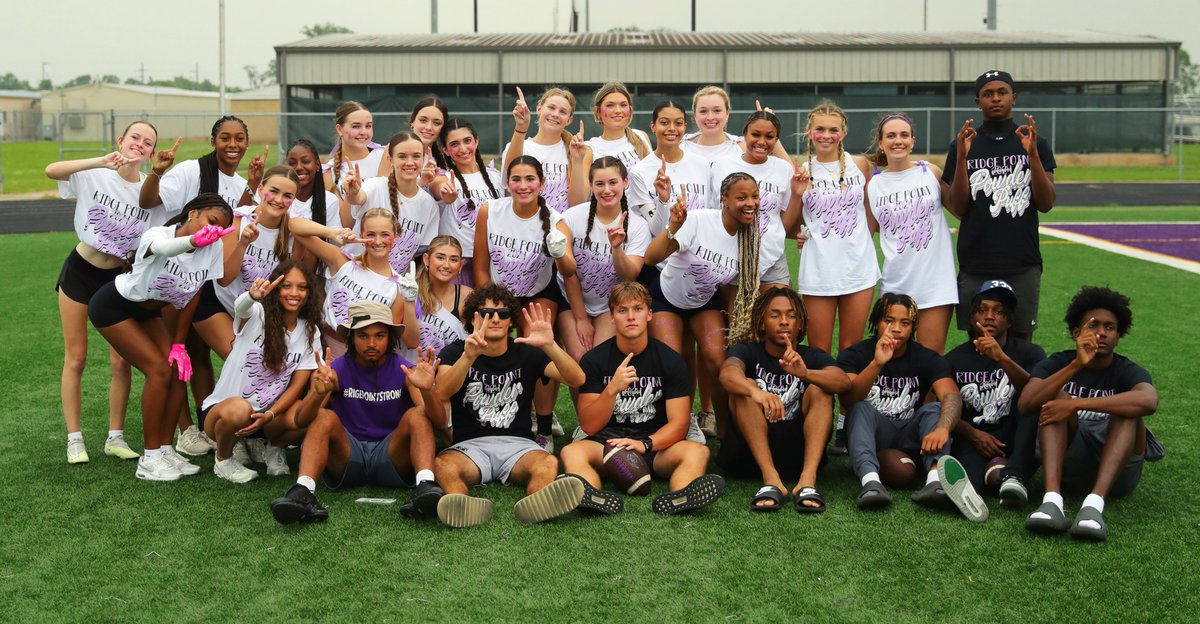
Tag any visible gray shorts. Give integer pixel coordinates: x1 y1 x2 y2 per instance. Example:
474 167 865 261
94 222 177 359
444 435 543 485
1060 417 1144 499
957 267 1041 333
760 253 791 286
322 431 412 491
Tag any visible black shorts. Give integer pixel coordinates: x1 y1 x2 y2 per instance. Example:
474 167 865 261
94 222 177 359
57 249 124 305
518 269 565 311
649 271 725 319
192 281 228 323
87 282 163 328
716 417 825 481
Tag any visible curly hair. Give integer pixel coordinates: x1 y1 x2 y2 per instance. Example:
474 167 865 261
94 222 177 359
462 283 520 333
868 292 919 340
260 260 324 373
1064 285 1133 336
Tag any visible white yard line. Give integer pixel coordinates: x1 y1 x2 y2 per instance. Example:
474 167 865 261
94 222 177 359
1039 224 1200 275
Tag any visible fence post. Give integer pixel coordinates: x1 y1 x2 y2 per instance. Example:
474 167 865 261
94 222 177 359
925 109 931 159
1178 112 1184 181
1050 109 1057 155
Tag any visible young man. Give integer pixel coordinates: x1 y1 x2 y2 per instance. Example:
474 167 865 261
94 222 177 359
270 300 444 525
838 293 985 521
433 284 588 528
943 69 1057 341
718 287 849 513
1019 286 1161 541
561 282 725 516
946 280 1046 504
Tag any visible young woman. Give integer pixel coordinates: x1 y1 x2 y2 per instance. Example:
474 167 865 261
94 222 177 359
343 132 441 274
628 101 712 236
285 139 339 229
585 82 652 170
46 120 161 464
86 193 233 481
644 173 784 438
202 261 323 483
294 207 419 357
557 157 650 359
708 110 807 288
323 100 388 195
502 87 588 213
682 86 743 162
409 96 449 172
435 118 503 287
415 236 472 355
865 113 957 354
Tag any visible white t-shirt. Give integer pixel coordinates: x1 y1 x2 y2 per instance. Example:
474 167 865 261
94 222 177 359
115 225 225 308
483 197 564 297
586 129 652 171
215 209 292 315
354 177 440 274
60 168 165 258
867 163 958 309
557 202 651 316
419 298 468 356
682 132 743 163
158 159 247 217
324 145 386 185
627 151 711 236
323 258 399 331
501 139 570 213
796 153 880 296
201 303 320 411
288 190 342 229
438 166 504 258
658 210 783 310
707 155 794 238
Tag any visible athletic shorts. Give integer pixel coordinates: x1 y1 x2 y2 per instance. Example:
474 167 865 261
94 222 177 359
57 248 124 305
716 416 823 481
443 435 543 485
322 430 412 490
1050 417 1145 499
957 267 1041 333
87 281 162 328
192 281 227 323
649 271 725 319
518 269 565 311
759 253 791 287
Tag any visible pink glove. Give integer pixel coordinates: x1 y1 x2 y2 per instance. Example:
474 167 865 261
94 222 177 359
167 343 192 381
191 224 235 248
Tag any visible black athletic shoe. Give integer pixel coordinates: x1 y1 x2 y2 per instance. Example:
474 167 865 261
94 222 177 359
270 484 329 525
652 474 725 515
399 481 445 519
562 473 623 515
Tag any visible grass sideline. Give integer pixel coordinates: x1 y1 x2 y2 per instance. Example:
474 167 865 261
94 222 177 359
2 211 1199 622
3 141 1198 195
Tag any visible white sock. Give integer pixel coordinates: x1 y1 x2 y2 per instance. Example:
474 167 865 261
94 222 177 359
1030 491 1064 520
1082 493 1105 513
145 447 163 459
67 431 84 443
926 469 939 486
861 472 880 487
297 475 317 493
107 430 123 440
162 446 179 457
415 469 435 484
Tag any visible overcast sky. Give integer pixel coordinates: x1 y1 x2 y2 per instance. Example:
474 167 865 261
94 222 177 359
9 0 1196 89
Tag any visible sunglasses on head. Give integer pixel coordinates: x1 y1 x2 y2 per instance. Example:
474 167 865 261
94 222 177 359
478 307 512 320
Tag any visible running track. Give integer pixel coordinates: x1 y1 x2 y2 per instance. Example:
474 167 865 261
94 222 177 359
1040 222 1200 274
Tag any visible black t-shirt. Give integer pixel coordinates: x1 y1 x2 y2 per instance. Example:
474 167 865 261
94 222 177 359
726 341 838 422
1028 350 1152 423
579 337 691 439
440 338 550 442
837 338 953 421
946 336 1046 429
942 120 1056 275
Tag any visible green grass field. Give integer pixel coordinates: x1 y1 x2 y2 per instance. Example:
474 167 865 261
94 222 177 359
2 208 1199 622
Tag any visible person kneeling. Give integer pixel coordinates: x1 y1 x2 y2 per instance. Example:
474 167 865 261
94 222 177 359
562 282 725 516
270 300 444 525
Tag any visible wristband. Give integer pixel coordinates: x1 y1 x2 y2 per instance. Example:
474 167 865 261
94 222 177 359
641 437 654 454
514 127 528 134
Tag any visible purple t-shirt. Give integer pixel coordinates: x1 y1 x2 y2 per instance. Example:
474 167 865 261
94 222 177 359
329 353 414 441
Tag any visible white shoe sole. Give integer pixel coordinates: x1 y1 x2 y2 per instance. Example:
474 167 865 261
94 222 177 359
136 467 181 482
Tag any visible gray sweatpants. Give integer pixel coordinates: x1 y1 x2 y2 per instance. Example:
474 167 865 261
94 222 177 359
847 402 947 479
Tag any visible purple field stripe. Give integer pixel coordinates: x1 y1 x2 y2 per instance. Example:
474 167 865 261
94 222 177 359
1045 223 1200 263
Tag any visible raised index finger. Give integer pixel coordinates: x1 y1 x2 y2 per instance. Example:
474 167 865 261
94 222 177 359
170 137 183 153
755 99 763 111
516 86 525 103
620 351 635 368
268 273 285 290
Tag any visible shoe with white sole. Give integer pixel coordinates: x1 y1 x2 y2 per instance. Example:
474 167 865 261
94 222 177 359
244 437 268 464
161 448 201 476
263 445 290 477
136 455 182 481
685 413 707 443
231 439 251 465
214 457 259 484
176 425 214 456
104 436 140 460
696 410 717 438
550 413 565 437
67 438 89 464
936 455 989 522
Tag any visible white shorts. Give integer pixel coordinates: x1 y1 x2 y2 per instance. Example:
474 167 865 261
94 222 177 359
444 435 544 484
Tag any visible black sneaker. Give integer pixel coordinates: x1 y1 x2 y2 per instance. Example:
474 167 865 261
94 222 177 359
651 474 725 515
270 484 329 525
399 481 445 519
829 428 848 456
562 473 623 515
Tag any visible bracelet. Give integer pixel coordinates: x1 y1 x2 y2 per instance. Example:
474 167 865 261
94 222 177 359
666 226 679 240
265 410 276 420
514 127 528 134
149 170 164 178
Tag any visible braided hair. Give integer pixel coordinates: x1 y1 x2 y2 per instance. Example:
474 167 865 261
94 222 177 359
506 155 553 258
287 139 328 228
198 115 248 194
721 172 763 344
165 192 233 228
330 101 370 188
868 292 920 340
385 131 424 219
439 118 500 213
260 260 324 373
805 100 849 188
584 156 630 249
592 82 650 160
746 286 808 346
409 96 450 170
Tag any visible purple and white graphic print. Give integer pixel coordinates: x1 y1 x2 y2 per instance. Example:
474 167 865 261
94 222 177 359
874 194 937 253
85 203 148 257
804 184 863 239
238 348 292 409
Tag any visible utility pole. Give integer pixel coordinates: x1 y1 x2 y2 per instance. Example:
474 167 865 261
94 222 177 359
985 0 997 30
139 63 146 84
219 0 227 115
432 0 438 34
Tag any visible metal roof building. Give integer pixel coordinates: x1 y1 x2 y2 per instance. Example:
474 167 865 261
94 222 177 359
275 31 1180 154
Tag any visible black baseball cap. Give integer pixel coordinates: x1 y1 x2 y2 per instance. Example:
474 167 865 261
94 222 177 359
973 279 1018 311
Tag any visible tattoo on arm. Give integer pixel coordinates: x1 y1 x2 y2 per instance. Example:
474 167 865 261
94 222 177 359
936 393 962 430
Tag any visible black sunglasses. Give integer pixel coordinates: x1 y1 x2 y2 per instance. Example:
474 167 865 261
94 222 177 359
478 307 512 320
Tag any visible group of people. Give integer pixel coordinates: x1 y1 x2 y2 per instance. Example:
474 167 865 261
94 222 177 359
50 69 1160 539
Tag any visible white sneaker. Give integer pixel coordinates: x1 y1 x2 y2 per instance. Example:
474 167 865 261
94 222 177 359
136 455 182 481
231 439 251 465
161 449 201 476
176 425 214 456
104 436 140 460
244 437 268 464
696 410 717 437
67 438 90 464
535 433 555 454
263 445 290 477
214 457 259 484
685 413 707 443
551 413 565 436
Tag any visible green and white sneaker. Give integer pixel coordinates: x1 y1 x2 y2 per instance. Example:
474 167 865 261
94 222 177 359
67 438 89 464
104 436 140 460
936 455 989 522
